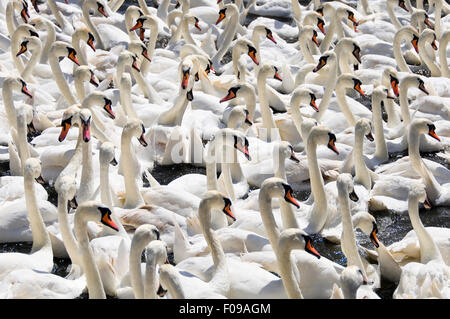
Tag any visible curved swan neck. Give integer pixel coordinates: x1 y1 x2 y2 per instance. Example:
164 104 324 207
439 32 450 78
336 84 357 127
24 174 52 253
38 19 56 64
198 199 229 295
353 130 372 190
277 236 303 299
399 80 413 126
418 36 441 77
56 192 81 266
257 71 280 142
371 94 389 161
122 134 145 209
49 44 78 105
338 183 368 278
408 196 443 263
74 213 106 299
394 29 415 73
77 139 94 204
212 4 239 65
258 191 281 256
21 40 41 82
82 2 105 50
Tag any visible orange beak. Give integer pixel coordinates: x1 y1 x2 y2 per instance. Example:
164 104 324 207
317 20 326 35
431 40 438 50
428 128 440 141
68 51 80 66
103 100 115 119
267 33 277 44
216 11 226 25
223 203 236 221
328 139 339 155
391 78 399 97
16 42 28 57
101 213 119 231
411 38 419 54
194 20 202 31
305 238 321 259
20 8 29 23
370 229 380 248
220 90 236 103
313 58 327 72
87 34 96 52
132 59 141 72
354 83 366 96
310 94 319 112
274 72 282 81
285 189 300 208
21 82 33 99
248 50 259 65
138 132 148 147
181 72 189 90
98 4 108 18
90 73 99 87
236 141 251 161
82 120 91 142
130 19 144 32
312 33 319 47
58 121 71 142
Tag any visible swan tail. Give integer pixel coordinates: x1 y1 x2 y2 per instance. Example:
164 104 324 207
144 168 161 187
173 215 194 264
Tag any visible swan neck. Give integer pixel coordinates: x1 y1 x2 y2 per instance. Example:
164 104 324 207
277 243 303 299
49 49 78 105
122 133 145 208
24 174 52 253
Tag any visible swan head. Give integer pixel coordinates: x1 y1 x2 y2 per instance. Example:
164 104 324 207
79 109 92 143
278 228 321 259
401 75 429 95
74 66 99 87
24 158 45 184
73 28 96 52
16 36 41 57
410 118 441 142
408 181 428 204
226 106 252 129
253 25 277 44
200 191 236 221
337 173 360 202
259 64 282 81
313 51 335 72
275 141 299 164
382 67 400 97
132 224 161 248
216 8 227 25
337 74 366 97
346 10 359 32
339 266 369 298
351 211 379 248
260 177 300 209
394 0 410 12
100 141 118 166
129 15 158 36
55 175 78 209
19 0 30 23
299 25 320 48
51 42 80 66
82 91 115 120
118 51 141 72
5 77 33 99
312 8 326 35
291 87 319 112
180 58 194 90
75 201 119 232
419 29 438 51
58 106 80 142
129 41 151 63
123 119 148 147
308 126 339 155
146 240 169 267
355 118 374 142
411 9 434 30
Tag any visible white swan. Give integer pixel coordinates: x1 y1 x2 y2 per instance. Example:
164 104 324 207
0 158 53 279
393 183 450 298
